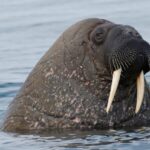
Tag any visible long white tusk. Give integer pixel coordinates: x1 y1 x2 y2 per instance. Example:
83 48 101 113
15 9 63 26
135 70 145 113
106 68 122 113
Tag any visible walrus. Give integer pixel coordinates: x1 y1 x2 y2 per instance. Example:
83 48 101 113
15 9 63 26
2 18 150 132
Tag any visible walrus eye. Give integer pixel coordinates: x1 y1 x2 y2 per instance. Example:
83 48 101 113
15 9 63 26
91 28 105 44
95 29 105 44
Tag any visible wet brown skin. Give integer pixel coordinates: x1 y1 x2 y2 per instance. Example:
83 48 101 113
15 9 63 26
2 18 150 133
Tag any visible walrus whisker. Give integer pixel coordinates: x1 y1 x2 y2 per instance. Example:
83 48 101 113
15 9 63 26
112 57 117 70
115 57 120 69
106 68 122 113
109 58 113 74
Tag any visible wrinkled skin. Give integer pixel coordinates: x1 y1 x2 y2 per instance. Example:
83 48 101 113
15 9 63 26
2 18 150 133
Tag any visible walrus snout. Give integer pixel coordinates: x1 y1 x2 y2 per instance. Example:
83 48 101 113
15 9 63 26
106 39 150 114
88 23 150 114
110 39 150 73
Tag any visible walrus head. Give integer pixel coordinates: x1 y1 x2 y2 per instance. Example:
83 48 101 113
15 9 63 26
88 22 150 114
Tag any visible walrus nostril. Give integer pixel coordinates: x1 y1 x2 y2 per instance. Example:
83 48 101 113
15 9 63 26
128 31 133 36
123 28 142 39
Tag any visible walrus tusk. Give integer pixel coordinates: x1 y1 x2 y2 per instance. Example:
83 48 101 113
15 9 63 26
135 70 145 113
106 68 122 113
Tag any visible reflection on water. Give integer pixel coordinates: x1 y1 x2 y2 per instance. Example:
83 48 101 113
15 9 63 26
1 0 150 149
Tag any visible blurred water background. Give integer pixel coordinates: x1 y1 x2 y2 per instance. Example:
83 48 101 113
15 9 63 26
1 0 150 149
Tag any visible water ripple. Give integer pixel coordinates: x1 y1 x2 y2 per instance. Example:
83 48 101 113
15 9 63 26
0 82 22 98
0 129 150 150
0 82 22 89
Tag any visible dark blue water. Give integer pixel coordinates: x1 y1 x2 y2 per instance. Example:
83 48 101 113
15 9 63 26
1 0 150 149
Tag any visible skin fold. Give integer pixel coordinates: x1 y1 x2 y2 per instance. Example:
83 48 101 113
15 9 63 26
2 18 150 133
